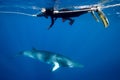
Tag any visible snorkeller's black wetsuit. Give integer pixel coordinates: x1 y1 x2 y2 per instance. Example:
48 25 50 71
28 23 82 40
37 8 91 29
37 8 56 29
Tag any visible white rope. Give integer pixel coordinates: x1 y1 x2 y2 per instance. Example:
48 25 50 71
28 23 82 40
0 11 37 17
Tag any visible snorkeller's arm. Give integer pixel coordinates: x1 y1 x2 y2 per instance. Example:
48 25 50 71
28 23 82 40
36 12 44 17
36 12 48 18
48 16 56 30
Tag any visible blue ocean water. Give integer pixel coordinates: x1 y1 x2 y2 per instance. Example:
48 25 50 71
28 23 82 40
0 0 120 80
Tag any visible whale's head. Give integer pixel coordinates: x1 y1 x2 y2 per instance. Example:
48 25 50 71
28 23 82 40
19 48 44 60
19 50 35 59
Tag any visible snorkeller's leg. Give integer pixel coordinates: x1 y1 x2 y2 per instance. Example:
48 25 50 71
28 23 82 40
62 18 74 25
62 18 67 22
68 18 75 25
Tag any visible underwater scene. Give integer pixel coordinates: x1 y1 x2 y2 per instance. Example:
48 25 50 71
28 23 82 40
0 0 120 80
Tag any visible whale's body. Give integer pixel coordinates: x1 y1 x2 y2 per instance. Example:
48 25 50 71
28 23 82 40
20 48 83 71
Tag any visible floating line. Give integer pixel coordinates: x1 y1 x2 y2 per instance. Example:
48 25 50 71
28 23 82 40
0 11 37 17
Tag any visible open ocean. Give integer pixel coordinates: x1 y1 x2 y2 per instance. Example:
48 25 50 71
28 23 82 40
0 0 120 80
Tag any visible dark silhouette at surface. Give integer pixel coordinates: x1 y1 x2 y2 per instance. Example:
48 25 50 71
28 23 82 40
37 6 109 29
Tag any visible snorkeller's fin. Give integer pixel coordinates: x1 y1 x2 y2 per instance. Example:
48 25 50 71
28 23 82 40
97 9 109 28
91 11 99 22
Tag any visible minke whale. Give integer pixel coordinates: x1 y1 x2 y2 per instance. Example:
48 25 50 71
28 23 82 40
19 48 84 72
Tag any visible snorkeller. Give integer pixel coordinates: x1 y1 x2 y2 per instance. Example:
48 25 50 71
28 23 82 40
37 8 75 29
37 5 109 29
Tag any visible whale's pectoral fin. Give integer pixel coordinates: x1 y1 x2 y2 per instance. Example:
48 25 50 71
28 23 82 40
52 62 60 72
